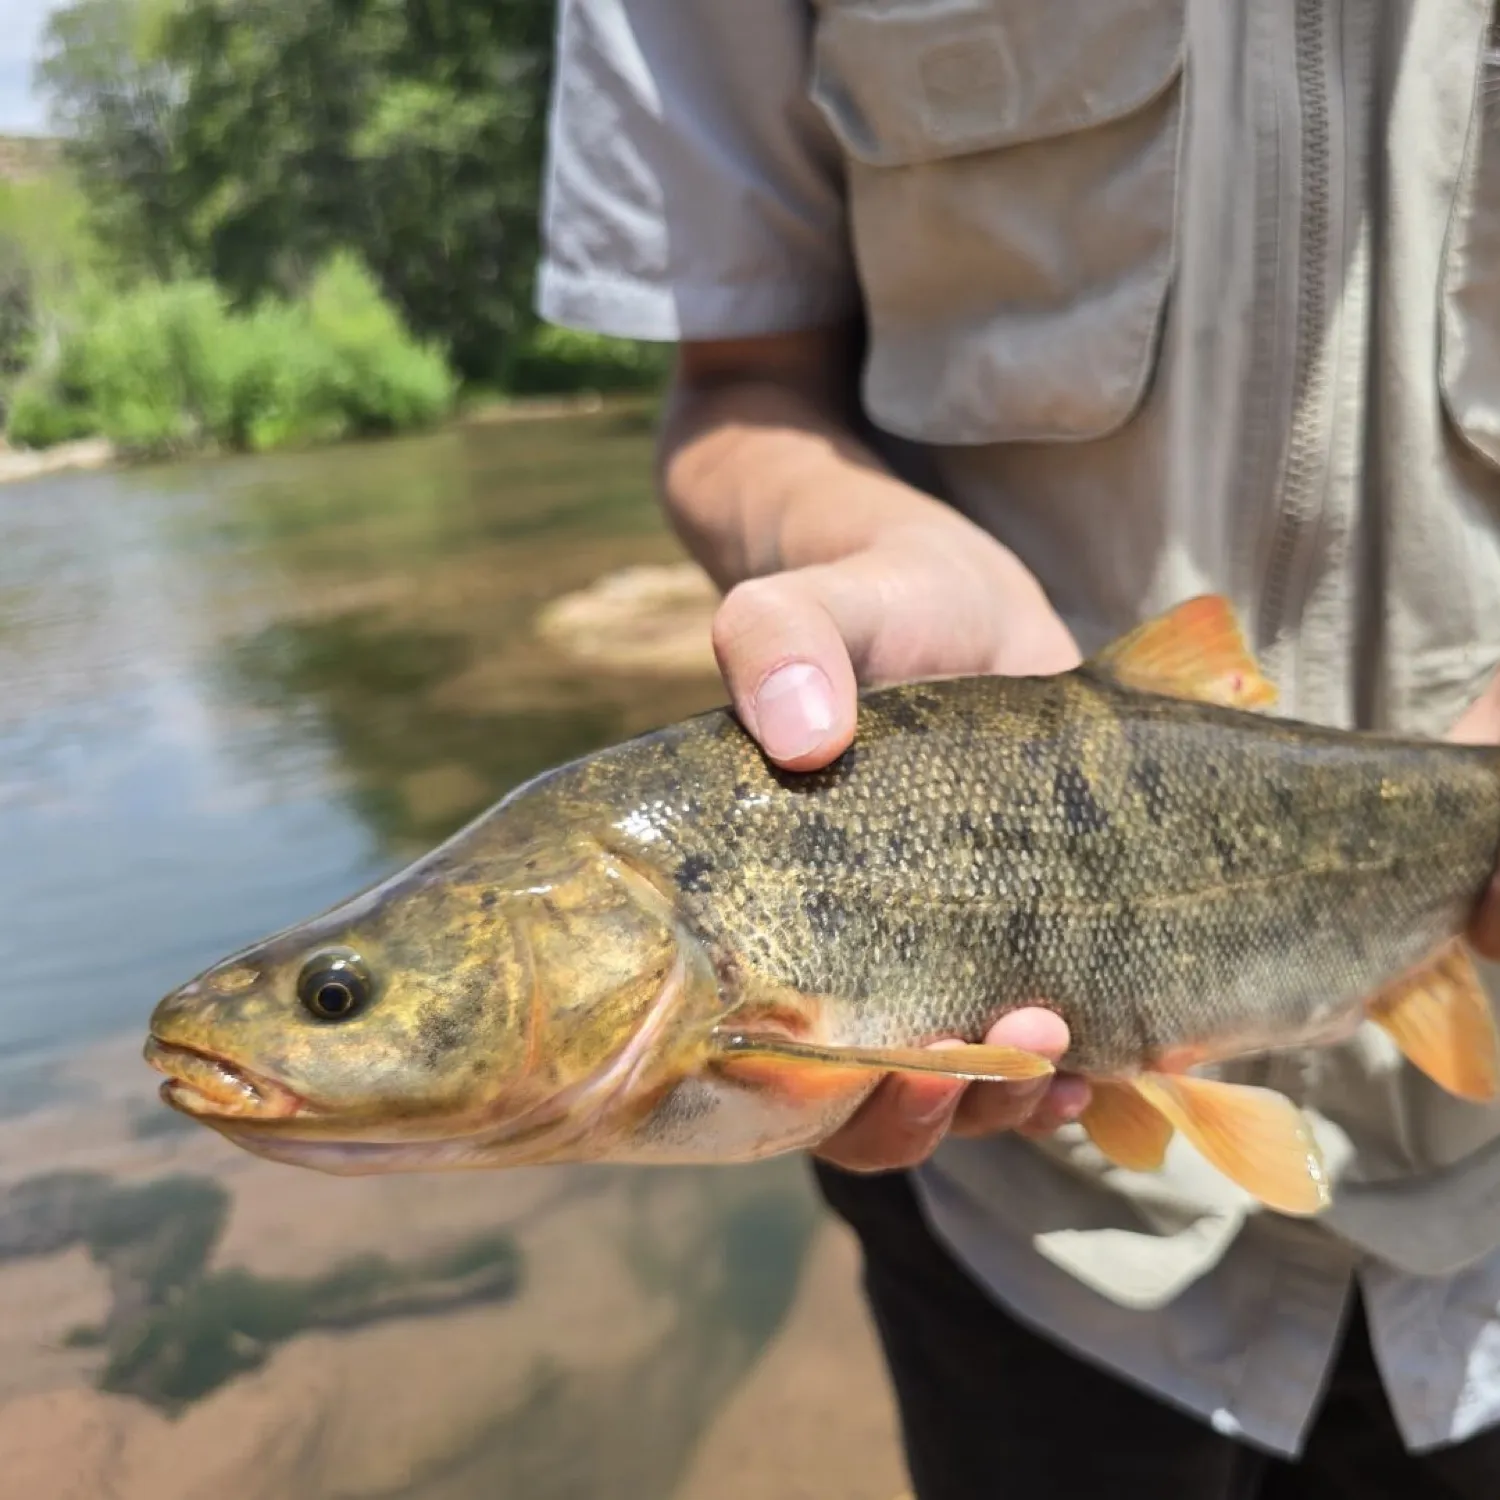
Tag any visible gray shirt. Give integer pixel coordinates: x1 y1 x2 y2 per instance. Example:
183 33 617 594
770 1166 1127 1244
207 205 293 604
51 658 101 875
538 0 1500 1458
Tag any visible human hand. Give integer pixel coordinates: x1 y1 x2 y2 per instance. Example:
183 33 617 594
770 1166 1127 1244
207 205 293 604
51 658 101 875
710 514 1092 1172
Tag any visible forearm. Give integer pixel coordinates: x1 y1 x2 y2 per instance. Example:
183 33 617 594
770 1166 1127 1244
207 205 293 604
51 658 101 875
655 328 972 590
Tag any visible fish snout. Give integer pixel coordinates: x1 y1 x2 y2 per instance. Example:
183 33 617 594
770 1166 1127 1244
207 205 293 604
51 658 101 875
143 1035 306 1121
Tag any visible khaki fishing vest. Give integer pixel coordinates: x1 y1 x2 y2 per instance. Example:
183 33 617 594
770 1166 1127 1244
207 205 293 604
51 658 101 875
807 0 1500 1297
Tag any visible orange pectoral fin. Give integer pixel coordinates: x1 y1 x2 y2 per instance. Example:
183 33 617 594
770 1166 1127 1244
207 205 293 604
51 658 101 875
1087 595 1278 712
709 1031 1056 1084
1078 1080 1175 1172
1131 1073 1331 1216
1367 941 1500 1103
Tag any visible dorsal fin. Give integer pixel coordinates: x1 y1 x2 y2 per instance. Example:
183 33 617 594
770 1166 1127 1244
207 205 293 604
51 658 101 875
1088 596 1278 712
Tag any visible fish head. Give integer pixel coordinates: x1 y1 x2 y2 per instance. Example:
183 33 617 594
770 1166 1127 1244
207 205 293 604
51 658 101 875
145 829 724 1173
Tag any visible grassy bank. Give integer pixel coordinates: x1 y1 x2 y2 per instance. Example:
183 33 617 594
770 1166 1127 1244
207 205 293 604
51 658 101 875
8 255 458 457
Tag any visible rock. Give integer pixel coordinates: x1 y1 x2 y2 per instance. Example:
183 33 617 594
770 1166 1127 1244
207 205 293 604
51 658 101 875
0 439 117 486
534 563 720 676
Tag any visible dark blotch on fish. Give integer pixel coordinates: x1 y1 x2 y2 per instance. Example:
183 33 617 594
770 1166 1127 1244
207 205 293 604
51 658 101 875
1054 763 1110 835
803 888 849 942
1435 783 1468 823
892 921 925 963
1131 755 1170 826
1005 904 1043 961
1211 821 1239 876
990 814 1036 855
881 698 929 735
417 1001 480 1067
788 812 852 869
676 853 714 894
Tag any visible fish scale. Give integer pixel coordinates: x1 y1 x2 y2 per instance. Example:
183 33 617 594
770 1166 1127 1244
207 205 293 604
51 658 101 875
557 670 1500 1076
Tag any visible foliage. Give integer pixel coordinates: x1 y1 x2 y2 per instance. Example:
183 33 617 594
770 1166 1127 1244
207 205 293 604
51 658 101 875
0 239 32 389
505 325 673 397
5 375 98 447
0 170 102 419
6 253 456 455
36 0 187 280
8 0 667 454
39 0 560 384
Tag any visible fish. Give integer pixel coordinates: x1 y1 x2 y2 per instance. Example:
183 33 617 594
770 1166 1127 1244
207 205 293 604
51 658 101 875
144 595 1500 1217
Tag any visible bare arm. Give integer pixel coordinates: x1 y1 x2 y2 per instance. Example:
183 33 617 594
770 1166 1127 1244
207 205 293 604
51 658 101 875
655 325 1091 1170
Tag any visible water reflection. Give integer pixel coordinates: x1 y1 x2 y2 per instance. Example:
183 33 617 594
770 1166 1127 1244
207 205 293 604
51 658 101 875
224 610 619 847
0 1170 521 1412
0 410 904 1498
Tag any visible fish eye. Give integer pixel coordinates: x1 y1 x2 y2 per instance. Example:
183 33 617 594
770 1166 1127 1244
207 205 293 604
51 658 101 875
296 950 372 1021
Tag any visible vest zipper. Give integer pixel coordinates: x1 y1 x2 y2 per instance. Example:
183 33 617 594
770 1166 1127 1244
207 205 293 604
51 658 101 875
1258 0 1335 654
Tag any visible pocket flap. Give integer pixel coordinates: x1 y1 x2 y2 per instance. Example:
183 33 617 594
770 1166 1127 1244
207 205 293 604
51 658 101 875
811 0 1186 167
1441 53 1500 469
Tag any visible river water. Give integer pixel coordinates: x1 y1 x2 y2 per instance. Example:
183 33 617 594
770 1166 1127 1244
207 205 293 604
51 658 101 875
0 409 904 1500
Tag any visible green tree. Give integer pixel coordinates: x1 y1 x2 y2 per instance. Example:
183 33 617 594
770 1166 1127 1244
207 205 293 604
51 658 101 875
40 0 556 383
38 0 186 279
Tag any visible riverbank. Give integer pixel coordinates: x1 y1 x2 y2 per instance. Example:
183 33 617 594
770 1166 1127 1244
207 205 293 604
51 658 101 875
0 437 116 485
0 392 655 490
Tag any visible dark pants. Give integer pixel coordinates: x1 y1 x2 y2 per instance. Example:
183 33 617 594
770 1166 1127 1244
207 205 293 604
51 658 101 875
813 1160 1500 1499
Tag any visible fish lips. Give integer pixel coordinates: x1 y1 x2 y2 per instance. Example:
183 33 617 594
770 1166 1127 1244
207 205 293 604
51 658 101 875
143 1036 309 1121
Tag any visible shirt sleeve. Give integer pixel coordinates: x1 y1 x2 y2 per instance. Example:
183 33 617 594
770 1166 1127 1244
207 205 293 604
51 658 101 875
535 0 859 342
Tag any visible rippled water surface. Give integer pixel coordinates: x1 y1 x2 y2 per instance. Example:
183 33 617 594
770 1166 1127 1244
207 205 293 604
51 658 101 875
0 409 904 1500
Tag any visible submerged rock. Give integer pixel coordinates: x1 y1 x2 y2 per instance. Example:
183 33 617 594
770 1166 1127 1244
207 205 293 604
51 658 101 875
535 562 719 676
0 439 116 486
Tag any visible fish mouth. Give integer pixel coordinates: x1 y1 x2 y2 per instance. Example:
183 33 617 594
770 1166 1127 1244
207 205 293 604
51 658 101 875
143 1037 309 1121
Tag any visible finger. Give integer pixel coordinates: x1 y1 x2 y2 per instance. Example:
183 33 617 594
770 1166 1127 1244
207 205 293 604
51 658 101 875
1014 1075 1095 1138
1470 872 1500 962
711 565 884 771
951 1008 1071 1138
813 1071 965 1173
1448 678 1500 747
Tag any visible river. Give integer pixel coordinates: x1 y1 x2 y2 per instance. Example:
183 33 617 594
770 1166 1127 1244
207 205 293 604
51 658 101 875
0 409 904 1500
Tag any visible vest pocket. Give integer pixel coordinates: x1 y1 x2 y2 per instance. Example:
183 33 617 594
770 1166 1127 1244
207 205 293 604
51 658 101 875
1440 39 1500 468
810 0 1187 445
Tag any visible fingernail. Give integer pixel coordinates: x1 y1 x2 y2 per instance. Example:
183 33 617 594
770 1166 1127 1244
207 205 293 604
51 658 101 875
754 662 836 761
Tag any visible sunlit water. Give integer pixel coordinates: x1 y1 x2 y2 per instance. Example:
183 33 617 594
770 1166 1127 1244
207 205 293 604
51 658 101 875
0 409 903 1500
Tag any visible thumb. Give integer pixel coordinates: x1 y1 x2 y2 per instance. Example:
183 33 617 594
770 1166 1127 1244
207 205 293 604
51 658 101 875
712 562 886 771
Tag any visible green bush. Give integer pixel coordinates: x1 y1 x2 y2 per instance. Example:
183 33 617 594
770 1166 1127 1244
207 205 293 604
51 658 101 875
5 373 98 448
505 323 670 396
303 253 457 433
0 238 35 383
4 253 457 455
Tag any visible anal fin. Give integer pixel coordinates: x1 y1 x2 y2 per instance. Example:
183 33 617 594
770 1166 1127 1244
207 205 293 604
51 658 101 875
1131 1073 1330 1216
1079 1079 1174 1171
1367 941 1500 1103
709 1031 1055 1084
1087 595 1278 711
